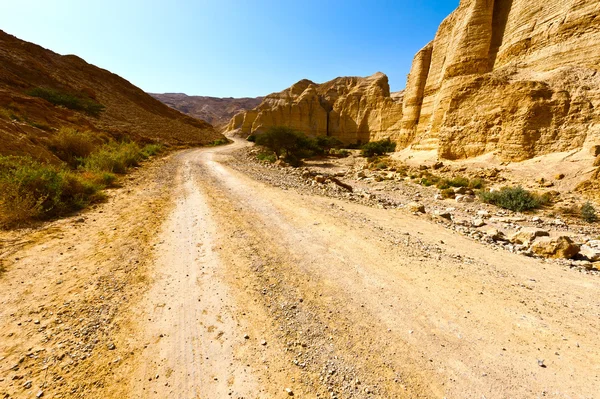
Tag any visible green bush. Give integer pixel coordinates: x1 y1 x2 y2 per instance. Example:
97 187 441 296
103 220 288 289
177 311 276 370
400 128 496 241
27 87 105 117
360 138 396 157
581 202 597 223
257 152 277 163
49 128 100 167
253 126 342 165
0 156 105 226
441 187 455 199
141 143 163 158
209 138 229 146
479 186 548 212
83 141 144 174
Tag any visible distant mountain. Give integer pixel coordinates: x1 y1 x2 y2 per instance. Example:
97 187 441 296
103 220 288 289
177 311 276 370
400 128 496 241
0 30 223 162
150 93 263 129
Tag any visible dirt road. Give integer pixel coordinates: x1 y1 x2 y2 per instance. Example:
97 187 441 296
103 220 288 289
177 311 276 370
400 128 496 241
1 140 599 398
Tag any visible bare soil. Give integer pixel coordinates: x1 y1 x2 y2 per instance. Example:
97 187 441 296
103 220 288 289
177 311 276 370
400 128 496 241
1 139 599 398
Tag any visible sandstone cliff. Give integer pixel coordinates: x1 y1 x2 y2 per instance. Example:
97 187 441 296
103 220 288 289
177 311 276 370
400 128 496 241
399 0 600 161
149 93 263 128
227 73 404 144
228 0 599 165
0 31 223 162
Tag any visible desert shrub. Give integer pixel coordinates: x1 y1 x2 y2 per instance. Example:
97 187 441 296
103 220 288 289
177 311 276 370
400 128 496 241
469 178 485 189
441 187 455 199
581 202 597 223
49 128 99 167
255 127 304 158
83 142 144 174
27 87 105 117
329 148 350 158
478 186 548 212
0 156 104 226
360 138 396 157
141 143 163 158
209 138 229 146
257 152 277 163
247 134 256 142
254 126 341 165
0 108 21 121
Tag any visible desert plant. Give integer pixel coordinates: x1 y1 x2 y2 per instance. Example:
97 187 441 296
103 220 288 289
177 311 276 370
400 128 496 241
441 187 456 199
256 152 277 163
49 128 99 167
581 202 597 223
0 156 105 226
209 138 229 146
27 87 105 117
360 138 396 157
83 141 144 174
140 143 163 158
479 186 548 212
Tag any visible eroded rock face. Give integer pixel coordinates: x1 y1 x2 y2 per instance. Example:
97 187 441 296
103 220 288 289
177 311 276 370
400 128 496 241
227 0 599 163
227 73 403 145
401 0 600 161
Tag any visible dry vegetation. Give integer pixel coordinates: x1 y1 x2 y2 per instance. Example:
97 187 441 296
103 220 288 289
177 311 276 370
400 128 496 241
0 127 162 228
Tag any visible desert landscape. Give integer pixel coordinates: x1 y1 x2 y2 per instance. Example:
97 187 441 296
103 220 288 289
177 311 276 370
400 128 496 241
1 0 600 398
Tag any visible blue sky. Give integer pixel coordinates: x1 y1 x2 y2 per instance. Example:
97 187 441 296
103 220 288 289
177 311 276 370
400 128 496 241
1 1 458 98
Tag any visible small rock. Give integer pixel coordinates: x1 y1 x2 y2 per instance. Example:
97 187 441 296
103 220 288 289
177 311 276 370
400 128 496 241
455 194 475 203
285 387 294 396
555 173 565 180
36 391 44 398
453 187 467 195
261 340 267 346
314 175 326 184
472 218 486 227
408 202 426 213
243 334 250 339
23 380 32 389
107 343 116 350
537 359 546 368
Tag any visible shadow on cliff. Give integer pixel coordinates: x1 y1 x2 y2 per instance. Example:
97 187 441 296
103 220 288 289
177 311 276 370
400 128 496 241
489 0 514 68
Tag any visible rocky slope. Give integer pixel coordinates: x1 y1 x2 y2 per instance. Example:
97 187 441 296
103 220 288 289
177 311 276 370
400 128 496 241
0 30 222 162
149 93 262 128
227 73 404 144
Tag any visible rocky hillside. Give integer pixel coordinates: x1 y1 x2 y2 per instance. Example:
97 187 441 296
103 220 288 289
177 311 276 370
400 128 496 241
150 93 262 128
0 30 223 162
227 73 404 144
227 0 599 164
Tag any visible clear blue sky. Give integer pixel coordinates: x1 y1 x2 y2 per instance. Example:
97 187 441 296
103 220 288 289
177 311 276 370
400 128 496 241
1 0 458 98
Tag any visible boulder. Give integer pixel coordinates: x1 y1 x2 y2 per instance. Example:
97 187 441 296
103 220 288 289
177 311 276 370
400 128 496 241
509 228 550 246
530 236 580 259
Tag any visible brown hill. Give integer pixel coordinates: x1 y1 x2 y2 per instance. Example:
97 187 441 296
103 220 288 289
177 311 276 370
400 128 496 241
0 30 223 162
226 73 404 144
150 93 262 129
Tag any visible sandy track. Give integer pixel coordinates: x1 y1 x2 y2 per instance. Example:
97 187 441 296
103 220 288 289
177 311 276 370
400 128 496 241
2 140 600 398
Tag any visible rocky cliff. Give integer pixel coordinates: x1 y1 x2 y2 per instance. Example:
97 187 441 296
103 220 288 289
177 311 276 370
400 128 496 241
149 93 262 128
228 0 599 164
0 31 223 162
227 73 404 144
399 0 600 161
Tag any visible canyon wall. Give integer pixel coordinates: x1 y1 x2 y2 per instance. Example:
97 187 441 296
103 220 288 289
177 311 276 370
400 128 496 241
400 0 600 161
228 0 600 163
227 73 403 144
